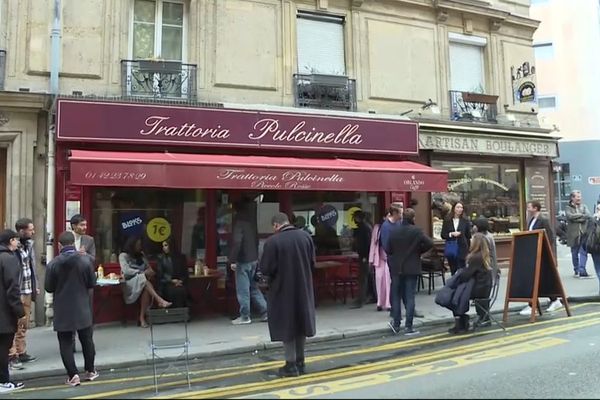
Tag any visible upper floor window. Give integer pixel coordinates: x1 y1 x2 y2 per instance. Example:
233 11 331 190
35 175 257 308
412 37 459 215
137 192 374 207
538 95 557 109
534 43 554 60
296 12 345 76
132 0 185 61
449 33 487 93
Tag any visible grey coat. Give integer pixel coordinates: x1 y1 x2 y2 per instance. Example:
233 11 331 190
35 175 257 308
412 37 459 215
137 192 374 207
259 225 316 342
119 253 149 305
566 202 591 247
78 235 96 259
45 247 96 332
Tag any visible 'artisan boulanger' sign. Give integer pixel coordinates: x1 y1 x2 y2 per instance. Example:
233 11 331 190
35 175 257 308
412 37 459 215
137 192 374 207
419 132 558 158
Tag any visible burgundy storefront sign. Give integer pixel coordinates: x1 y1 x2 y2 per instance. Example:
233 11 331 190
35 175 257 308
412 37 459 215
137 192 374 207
68 151 447 192
57 99 419 155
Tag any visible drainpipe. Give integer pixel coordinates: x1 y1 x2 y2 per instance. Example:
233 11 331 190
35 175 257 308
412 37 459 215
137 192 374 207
45 0 61 324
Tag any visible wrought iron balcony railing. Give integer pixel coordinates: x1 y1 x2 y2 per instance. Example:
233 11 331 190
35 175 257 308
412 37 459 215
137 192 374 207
294 73 357 112
449 90 498 123
0 50 6 91
121 59 197 100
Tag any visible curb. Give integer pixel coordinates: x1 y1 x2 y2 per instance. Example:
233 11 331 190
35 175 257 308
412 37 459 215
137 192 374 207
567 295 600 303
11 305 524 381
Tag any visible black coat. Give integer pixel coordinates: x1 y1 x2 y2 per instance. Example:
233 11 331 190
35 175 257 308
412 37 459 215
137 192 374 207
352 221 372 259
441 218 472 260
0 246 25 334
385 223 434 276
45 247 96 332
259 225 316 342
229 220 259 264
528 215 556 254
435 268 475 315
157 253 189 291
458 254 492 299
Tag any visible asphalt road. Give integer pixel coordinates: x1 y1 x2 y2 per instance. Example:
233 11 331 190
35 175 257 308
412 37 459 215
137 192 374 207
3 303 600 399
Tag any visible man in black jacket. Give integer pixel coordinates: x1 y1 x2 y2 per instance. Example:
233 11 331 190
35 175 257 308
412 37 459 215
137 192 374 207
0 230 25 392
350 211 373 309
385 209 433 335
228 199 267 325
45 231 98 387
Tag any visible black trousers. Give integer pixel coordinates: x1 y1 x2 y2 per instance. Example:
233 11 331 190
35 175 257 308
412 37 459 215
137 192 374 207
356 257 370 305
0 332 15 383
58 326 96 379
164 285 188 308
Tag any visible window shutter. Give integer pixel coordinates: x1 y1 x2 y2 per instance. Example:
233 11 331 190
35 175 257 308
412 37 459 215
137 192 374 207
296 15 346 76
449 42 485 92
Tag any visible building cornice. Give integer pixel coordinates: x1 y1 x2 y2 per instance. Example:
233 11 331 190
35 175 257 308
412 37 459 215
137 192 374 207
418 119 558 140
0 91 52 112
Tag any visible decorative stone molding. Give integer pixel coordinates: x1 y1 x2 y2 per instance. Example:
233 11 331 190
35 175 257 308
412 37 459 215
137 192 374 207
318 0 328 10
490 19 503 31
0 112 8 127
437 10 449 22
351 0 364 8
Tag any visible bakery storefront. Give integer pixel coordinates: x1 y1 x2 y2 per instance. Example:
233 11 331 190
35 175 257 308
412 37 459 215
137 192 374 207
417 122 559 264
55 99 447 322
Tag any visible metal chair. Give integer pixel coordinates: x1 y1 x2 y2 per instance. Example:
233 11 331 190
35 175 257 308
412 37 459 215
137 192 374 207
471 269 506 332
146 307 192 394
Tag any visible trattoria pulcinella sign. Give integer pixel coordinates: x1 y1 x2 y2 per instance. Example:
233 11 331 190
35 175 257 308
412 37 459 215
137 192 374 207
56 100 419 155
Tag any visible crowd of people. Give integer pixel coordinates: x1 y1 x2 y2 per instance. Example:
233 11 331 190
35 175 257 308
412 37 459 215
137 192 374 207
2 191 597 390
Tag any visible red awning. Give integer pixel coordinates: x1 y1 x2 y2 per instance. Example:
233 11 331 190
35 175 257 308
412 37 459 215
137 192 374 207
68 150 448 192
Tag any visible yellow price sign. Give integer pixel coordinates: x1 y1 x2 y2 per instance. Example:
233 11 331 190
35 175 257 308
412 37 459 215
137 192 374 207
146 217 171 243
345 207 362 229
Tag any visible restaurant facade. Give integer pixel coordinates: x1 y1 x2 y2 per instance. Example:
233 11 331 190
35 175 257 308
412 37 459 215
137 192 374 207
56 98 449 322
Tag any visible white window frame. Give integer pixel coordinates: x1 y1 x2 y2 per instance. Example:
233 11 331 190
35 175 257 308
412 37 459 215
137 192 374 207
448 33 487 93
128 0 188 62
296 11 346 76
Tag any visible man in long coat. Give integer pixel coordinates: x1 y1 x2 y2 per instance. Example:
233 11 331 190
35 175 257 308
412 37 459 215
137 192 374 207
259 212 316 378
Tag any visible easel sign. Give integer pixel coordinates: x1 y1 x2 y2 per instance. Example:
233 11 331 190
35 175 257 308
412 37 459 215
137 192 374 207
503 229 571 323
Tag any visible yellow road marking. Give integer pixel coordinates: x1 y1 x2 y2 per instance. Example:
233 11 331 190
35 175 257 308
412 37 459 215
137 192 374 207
8 302 577 398
256 337 568 399
167 316 600 399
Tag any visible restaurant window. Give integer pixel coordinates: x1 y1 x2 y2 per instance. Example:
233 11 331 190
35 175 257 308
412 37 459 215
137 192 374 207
291 192 381 256
296 12 346 75
132 0 185 61
449 33 486 92
92 188 205 266
431 160 521 239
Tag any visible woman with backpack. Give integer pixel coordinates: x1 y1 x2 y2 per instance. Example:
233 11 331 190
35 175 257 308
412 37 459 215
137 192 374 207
585 203 600 294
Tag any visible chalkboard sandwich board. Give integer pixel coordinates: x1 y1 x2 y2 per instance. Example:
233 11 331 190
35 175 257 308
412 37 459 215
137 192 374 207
503 229 570 323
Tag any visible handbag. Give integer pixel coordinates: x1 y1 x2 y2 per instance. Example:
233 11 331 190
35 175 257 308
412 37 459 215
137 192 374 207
444 240 459 260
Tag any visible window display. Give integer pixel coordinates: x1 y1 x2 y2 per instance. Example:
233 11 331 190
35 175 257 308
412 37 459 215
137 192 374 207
431 160 521 238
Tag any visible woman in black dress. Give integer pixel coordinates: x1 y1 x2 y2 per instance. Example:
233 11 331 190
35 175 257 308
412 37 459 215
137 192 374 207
441 202 472 275
156 238 190 309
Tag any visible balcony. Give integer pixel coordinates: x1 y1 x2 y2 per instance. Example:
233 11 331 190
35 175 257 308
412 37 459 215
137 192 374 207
0 50 5 91
121 60 197 101
449 90 498 124
294 74 357 112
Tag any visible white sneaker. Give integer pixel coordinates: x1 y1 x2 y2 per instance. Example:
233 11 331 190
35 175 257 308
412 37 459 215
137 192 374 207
231 317 251 325
0 382 24 393
546 300 563 312
519 305 534 316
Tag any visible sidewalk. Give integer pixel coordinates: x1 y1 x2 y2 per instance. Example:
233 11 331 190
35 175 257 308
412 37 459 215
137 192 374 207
12 244 600 380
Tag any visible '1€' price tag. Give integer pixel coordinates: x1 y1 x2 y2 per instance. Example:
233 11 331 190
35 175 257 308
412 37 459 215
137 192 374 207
147 217 171 243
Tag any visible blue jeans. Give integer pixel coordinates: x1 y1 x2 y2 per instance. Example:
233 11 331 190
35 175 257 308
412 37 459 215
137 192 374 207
570 244 588 274
390 275 418 329
235 261 267 319
591 253 600 293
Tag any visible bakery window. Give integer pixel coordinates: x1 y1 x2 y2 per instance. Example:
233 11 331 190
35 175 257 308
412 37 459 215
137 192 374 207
430 160 521 239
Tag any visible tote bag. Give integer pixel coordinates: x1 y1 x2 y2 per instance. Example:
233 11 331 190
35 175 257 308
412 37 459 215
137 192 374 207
444 240 459 260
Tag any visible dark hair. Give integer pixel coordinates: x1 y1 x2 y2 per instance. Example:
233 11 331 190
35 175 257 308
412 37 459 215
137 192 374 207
353 210 365 221
69 214 86 227
528 200 542 212
474 217 490 233
0 229 18 245
123 236 142 257
58 231 75 246
403 208 416 224
161 237 181 255
272 212 290 225
448 202 465 220
15 218 33 231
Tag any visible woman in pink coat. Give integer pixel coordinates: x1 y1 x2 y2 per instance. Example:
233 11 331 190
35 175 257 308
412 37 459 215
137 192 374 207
369 223 392 311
